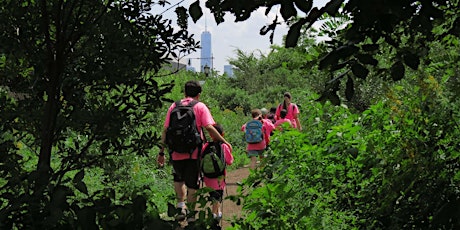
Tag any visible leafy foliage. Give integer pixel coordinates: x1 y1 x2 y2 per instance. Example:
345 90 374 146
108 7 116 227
0 0 197 228
230 75 460 229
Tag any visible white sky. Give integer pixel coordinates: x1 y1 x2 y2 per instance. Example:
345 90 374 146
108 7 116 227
156 0 330 73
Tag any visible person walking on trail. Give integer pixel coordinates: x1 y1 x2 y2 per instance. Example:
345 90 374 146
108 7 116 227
241 109 274 169
266 107 277 124
274 109 294 130
201 124 234 224
260 108 275 149
275 92 302 130
157 80 232 223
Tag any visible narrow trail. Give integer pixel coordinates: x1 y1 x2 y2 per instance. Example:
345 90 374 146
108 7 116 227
221 166 250 229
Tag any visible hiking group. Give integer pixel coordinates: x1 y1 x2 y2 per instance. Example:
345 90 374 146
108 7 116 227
157 80 301 228
241 92 302 169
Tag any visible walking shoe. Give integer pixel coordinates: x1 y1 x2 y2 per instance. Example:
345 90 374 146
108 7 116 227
213 212 222 221
186 216 196 223
175 207 189 221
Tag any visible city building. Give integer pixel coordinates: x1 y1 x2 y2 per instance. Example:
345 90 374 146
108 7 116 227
186 65 196 72
200 31 212 72
224 65 234 77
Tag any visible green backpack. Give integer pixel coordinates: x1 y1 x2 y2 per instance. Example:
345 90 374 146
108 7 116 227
201 142 226 178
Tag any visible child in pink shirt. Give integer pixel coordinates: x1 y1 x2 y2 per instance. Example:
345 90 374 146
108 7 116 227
275 92 302 130
274 109 294 130
202 124 234 221
241 109 275 169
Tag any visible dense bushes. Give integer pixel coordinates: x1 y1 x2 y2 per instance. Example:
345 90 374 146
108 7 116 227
229 74 460 229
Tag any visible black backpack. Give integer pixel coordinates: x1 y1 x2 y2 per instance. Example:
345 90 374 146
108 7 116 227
201 141 226 178
165 100 202 154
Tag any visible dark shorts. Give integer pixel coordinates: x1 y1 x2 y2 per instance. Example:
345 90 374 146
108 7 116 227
172 159 200 190
247 149 264 157
209 190 224 202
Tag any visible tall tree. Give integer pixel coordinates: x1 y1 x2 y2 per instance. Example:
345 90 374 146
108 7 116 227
0 0 198 228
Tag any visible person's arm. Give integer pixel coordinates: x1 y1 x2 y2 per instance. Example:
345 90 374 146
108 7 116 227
293 104 302 130
205 124 233 152
275 104 281 120
223 143 234 166
157 127 167 167
295 117 302 131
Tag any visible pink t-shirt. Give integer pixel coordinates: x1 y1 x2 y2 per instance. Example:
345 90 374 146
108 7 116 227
275 103 300 128
241 119 274 150
163 97 215 160
202 143 234 190
274 118 293 130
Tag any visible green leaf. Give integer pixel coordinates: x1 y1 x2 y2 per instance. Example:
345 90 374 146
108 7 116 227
319 50 340 70
286 19 305 48
328 92 340 105
345 76 354 101
324 0 344 16
361 44 379 52
167 203 176 217
73 170 85 184
356 53 378 66
294 0 313 14
280 0 297 20
391 61 405 81
351 63 369 79
189 1 203 23
75 181 88 195
403 53 420 70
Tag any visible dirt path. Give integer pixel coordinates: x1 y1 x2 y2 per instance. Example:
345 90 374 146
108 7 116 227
221 166 250 229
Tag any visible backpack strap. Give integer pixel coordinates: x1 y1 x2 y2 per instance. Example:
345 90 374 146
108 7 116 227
176 99 202 159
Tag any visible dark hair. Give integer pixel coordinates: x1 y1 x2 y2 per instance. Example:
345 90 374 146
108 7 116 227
251 109 262 118
214 123 224 135
184 80 202 97
283 92 291 99
270 107 277 113
283 92 291 113
280 109 287 119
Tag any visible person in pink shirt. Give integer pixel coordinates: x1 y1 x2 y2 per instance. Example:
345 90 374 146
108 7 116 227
275 92 302 130
241 109 275 169
274 109 294 130
202 124 234 222
157 80 232 222
260 108 276 147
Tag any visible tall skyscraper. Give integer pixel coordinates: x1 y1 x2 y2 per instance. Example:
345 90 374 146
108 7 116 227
200 31 212 73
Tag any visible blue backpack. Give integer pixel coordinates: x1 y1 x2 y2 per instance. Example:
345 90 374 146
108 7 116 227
245 120 264 143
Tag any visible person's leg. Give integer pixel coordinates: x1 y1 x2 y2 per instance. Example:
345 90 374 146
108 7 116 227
186 188 197 209
183 159 200 222
258 150 266 167
250 156 257 169
172 160 189 220
210 190 223 219
174 182 186 204
212 201 220 215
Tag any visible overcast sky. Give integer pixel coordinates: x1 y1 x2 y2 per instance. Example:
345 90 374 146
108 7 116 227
157 0 330 73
